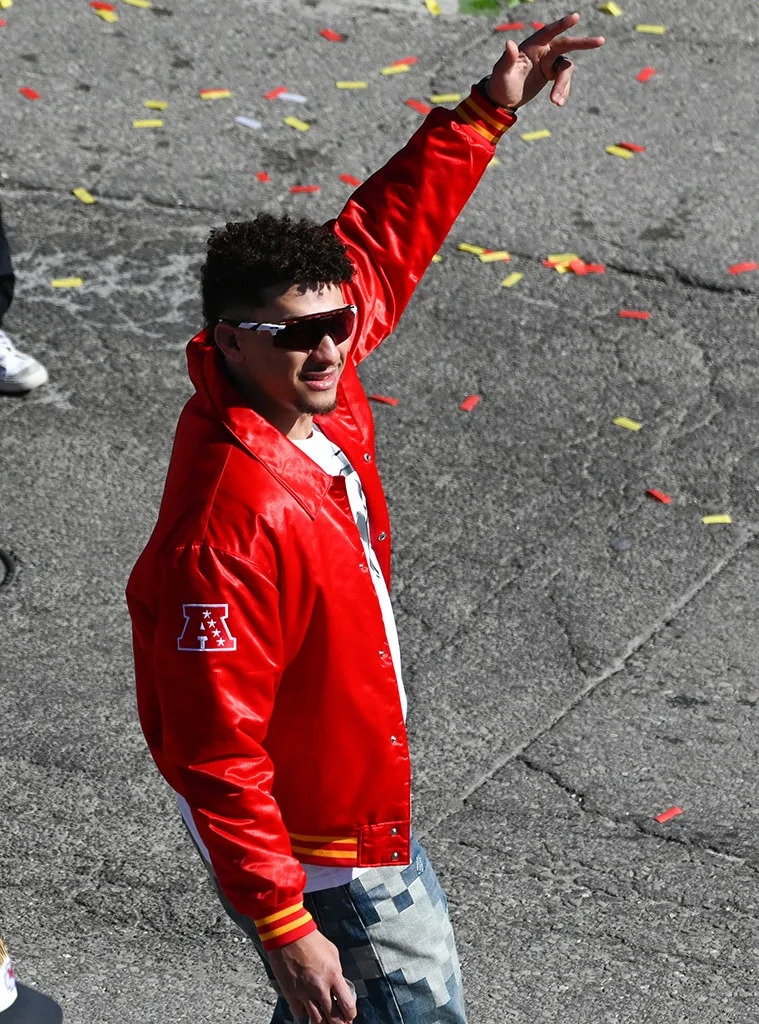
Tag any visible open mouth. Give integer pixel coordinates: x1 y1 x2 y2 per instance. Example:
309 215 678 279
301 369 338 389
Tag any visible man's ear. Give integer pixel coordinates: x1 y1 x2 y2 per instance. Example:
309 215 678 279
214 322 244 362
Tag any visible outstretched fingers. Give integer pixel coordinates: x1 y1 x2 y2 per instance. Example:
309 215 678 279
549 56 574 105
551 35 606 55
522 11 580 51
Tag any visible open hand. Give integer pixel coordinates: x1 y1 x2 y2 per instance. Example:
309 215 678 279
486 12 605 111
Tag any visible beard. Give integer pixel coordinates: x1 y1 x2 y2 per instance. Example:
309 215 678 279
294 393 339 416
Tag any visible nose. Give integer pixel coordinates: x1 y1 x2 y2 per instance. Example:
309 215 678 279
309 332 341 362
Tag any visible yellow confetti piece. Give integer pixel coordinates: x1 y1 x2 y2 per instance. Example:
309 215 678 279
200 89 231 100
430 93 462 103
132 118 163 128
0 0 13 8
336 81 368 89
702 514 732 525
425 0 441 13
283 116 311 132
457 243 487 255
547 253 580 265
431 254 443 263
123 0 152 7
606 144 635 159
143 99 168 110
613 416 642 431
380 64 411 75
501 272 524 288
600 1 622 13
488 156 501 168
635 23 666 34
521 129 551 141
51 277 83 288
72 187 96 205
479 250 511 263
95 8 119 21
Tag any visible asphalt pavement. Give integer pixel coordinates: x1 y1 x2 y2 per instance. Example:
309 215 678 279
1 1 758 1022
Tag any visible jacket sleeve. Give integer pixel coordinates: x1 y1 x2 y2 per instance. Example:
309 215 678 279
327 83 517 366
144 543 317 952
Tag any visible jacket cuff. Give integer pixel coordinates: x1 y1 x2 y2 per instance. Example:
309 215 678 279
254 897 318 952
454 83 517 145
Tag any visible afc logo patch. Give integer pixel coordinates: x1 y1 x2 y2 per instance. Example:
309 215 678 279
177 603 238 652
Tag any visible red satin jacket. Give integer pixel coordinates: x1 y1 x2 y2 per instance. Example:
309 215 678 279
126 84 516 951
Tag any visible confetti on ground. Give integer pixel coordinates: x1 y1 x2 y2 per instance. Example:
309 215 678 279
619 310 650 319
430 93 462 103
460 395 481 412
702 514 732 525
392 57 418 67
479 250 511 263
132 118 163 128
544 253 580 274
405 99 432 116
19 87 41 100
283 116 311 132
290 185 321 194
494 21 525 31
91 1 115 8
431 254 443 263
236 116 262 130
72 187 96 205
606 144 635 159
647 488 672 505
95 8 119 21
339 173 363 187
144 99 168 110
123 0 152 7
256 172 271 183
320 28 344 41
264 87 288 100
636 24 666 34
487 156 501 168
501 272 523 288
0 18 6 24
200 88 231 100
637 67 657 82
0 0 12 8
336 81 368 89
600 1 623 13
425 0 441 13
51 277 83 288
381 64 412 75
654 806 682 824
613 416 642 431
728 261 757 275
458 243 488 255
368 394 399 406
521 129 551 141
619 141 646 153
530 21 545 29
278 92 308 103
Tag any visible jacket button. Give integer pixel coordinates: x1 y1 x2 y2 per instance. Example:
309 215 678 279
391 851 399 860
390 735 397 744
364 453 372 462
359 562 368 572
390 827 398 836
379 649 387 658
378 532 387 541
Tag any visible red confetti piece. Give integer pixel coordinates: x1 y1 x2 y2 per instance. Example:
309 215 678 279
568 258 589 275
392 56 418 67
19 87 40 100
728 261 758 275
619 310 650 319
654 806 682 824
460 395 480 412
531 21 545 29
647 488 672 505
619 141 646 153
256 172 271 183
405 99 432 116
583 263 606 274
368 394 399 406
90 1 115 8
319 28 344 42
0 19 6 26
636 67 657 83
494 21 525 31
264 86 288 100
290 185 321 194
339 173 363 187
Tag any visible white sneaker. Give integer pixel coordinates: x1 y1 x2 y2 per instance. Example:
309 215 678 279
0 328 48 393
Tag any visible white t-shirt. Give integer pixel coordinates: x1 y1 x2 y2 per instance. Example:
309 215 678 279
178 424 408 892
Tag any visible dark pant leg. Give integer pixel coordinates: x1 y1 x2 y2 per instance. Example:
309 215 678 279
0 205 16 326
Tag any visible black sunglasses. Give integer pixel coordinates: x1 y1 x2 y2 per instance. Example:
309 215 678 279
218 304 357 351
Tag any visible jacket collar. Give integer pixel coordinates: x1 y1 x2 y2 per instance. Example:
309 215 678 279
187 328 341 520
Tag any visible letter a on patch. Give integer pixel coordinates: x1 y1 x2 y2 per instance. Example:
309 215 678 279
177 603 237 652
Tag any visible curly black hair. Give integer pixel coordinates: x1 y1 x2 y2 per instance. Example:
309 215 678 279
200 214 355 327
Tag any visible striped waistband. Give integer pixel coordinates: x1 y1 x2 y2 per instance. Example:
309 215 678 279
288 831 359 867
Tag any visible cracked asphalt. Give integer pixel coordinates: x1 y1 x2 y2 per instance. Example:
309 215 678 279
1 1 758 1022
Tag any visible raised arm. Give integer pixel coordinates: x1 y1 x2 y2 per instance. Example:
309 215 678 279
329 12 604 365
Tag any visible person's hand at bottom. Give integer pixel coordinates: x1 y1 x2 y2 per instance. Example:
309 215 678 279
268 930 358 1023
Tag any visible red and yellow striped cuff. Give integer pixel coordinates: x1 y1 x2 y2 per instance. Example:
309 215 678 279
288 832 359 867
454 87 517 145
254 898 317 951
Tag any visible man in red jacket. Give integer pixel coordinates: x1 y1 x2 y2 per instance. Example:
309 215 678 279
127 14 603 1024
